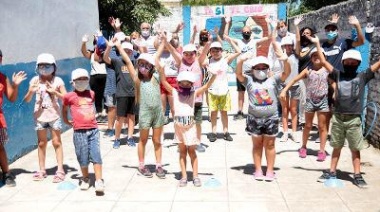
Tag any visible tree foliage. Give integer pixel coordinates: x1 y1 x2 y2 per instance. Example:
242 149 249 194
98 0 171 36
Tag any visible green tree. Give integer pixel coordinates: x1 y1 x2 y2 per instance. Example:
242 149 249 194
98 0 171 35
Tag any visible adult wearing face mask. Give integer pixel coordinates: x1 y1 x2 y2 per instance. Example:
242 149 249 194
139 22 157 54
224 15 272 120
322 14 364 71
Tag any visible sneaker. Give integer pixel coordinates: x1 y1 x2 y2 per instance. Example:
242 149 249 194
265 172 276 182
103 129 115 138
80 177 90 190
298 147 307 158
155 167 166 179
193 177 202 187
317 151 327 162
223 132 233 141
113 139 121 149
208 133 217 142
126 137 136 147
95 179 105 192
179 178 187 187
196 144 206 153
233 112 244 120
138 166 153 178
2 172 16 187
253 171 265 181
353 174 368 188
315 137 321 143
280 133 288 142
317 171 336 183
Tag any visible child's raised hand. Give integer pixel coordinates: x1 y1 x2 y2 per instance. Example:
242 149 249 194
29 79 39 93
329 13 340 24
348 16 360 26
82 34 89 43
274 48 288 61
12 71 27 86
294 16 304 26
240 52 253 62
224 14 231 23
114 18 122 29
306 34 319 44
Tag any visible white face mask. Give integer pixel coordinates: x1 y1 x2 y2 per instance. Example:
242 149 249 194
141 30 150 37
73 80 89 92
253 69 268 80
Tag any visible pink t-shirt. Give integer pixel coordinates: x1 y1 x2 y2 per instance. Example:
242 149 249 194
63 90 97 130
178 60 203 103
30 76 64 122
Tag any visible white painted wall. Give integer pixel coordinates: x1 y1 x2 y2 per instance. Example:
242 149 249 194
0 0 99 64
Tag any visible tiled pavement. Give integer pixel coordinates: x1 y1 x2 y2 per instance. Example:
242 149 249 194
1 88 380 212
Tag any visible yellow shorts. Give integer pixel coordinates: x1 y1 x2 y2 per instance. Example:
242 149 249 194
208 92 231 112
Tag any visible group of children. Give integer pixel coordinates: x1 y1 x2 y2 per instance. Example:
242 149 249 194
0 13 379 193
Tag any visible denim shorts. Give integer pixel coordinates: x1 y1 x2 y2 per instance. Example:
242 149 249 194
73 128 102 167
304 97 330 113
194 104 203 124
245 115 279 136
35 118 62 131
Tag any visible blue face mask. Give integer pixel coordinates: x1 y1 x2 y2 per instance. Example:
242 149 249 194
37 65 55 76
326 31 338 40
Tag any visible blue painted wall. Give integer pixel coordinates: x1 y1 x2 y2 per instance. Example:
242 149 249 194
1 58 90 162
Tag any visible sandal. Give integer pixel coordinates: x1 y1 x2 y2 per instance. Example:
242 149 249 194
33 170 47 181
179 178 187 187
52 171 65 183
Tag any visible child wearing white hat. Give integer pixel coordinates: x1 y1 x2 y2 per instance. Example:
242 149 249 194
157 44 219 186
62 68 104 193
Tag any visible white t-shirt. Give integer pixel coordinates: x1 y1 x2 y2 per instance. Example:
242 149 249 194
159 52 178 77
90 53 107 75
207 58 229 96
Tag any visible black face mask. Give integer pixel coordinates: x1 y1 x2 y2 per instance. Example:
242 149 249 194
242 33 251 40
341 65 359 79
300 35 311 46
200 36 208 42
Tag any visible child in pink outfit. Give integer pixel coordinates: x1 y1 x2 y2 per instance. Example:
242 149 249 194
157 58 218 187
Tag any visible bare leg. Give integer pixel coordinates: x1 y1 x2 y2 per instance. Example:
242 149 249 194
0 145 9 173
178 143 188 179
280 96 289 133
252 135 264 173
330 147 342 173
37 129 48 171
138 129 150 166
263 136 276 174
80 167 89 178
114 116 126 140
290 98 298 133
93 164 103 180
351 150 361 174
188 145 198 177
107 106 116 130
152 127 163 164
210 111 218 133
317 112 329 152
51 129 64 173
127 114 135 139
220 111 229 133
301 112 315 149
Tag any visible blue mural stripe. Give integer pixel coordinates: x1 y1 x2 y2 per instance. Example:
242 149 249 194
182 5 191 45
1 57 90 163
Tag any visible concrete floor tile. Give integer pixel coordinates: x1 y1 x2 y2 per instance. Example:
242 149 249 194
171 202 229 212
279 183 341 202
54 201 115 212
112 202 172 212
287 201 350 212
229 201 289 212
119 182 177 201
0 201 59 212
228 182 282 201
